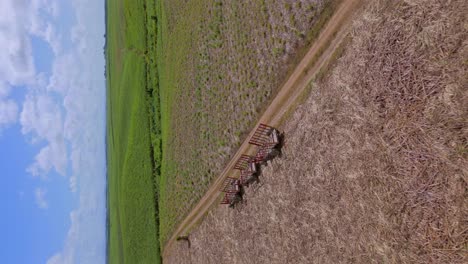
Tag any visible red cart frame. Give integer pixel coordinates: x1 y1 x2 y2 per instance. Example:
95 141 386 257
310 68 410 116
249 123 274 146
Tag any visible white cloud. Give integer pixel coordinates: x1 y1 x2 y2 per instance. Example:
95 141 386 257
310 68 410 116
27 0 62 55
35 187 48 209
28 142 67 178
0 0 63 132
0 0 62 92
43 0 107 263
0 1 36 87
46 254 64 264
0 99 18 131
48 166 107 263
36 0 60 18
34 22 62 55
0 0 106 262
47 53 78 95
47 211 78 264
20 94 67 177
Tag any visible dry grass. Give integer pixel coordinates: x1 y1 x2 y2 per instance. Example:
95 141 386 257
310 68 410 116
164 0 468 263
340 1 468 261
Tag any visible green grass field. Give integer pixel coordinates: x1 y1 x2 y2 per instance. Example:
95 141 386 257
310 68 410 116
106 0 161 263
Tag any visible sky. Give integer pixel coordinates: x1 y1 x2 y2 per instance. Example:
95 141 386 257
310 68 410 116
0 0 107 263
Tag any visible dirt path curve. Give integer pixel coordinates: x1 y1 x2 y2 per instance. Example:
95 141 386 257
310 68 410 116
162 0 364 259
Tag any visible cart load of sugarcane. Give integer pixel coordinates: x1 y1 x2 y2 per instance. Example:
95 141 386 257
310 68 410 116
220 124 284 208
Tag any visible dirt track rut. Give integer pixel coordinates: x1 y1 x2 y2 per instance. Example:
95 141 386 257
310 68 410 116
162 0 364 259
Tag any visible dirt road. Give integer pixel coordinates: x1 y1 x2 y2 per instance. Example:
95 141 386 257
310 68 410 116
162 0 364 259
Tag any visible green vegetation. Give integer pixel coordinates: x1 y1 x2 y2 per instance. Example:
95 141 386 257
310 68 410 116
106 0 161 263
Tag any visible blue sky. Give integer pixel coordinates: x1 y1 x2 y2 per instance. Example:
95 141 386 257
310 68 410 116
0 1 106 263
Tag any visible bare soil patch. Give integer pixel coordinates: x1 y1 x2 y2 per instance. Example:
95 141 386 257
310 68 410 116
165 0 467 263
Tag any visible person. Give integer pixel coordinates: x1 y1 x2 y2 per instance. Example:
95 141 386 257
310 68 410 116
229 180 244 209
